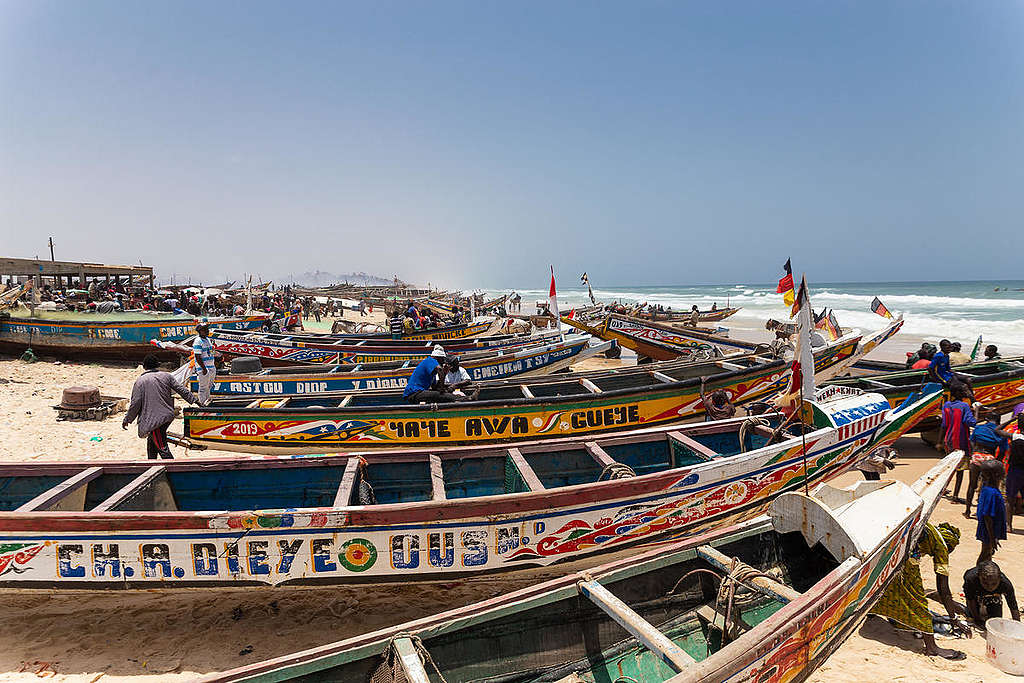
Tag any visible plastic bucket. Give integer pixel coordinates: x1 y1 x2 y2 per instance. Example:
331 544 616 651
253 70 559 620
987 618 1024 676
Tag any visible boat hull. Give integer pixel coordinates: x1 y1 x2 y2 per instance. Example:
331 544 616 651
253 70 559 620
0 314 269 360
0 395 924 589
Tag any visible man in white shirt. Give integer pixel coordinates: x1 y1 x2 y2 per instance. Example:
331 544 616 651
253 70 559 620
443 357 479 400
191 322 217 405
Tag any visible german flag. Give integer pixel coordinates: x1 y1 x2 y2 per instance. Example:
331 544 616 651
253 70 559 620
776 258 795 307
870 296 893 319
790 275 808 318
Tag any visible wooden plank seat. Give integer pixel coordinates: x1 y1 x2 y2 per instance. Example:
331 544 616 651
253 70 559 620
507 448 545 491
16 467 103 512
577 577 696 671
667 431 718 461
92 466 176 513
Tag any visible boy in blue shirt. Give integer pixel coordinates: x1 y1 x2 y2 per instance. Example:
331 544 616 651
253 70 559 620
976 459 1007 564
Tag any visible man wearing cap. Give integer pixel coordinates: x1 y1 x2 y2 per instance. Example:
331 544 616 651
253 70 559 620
404 345 458 404
192 322 217 405
123 354 199 459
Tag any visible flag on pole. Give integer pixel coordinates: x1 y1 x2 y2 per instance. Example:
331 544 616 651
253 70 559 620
548 266 560 320
776 259 795 308
826 309 842 340
870 296 893 319
581 272 596 305
776 275 815 413
970 334 983 361
789 275 808 319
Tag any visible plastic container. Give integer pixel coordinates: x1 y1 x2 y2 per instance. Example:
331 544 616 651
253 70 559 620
987 618 1024 676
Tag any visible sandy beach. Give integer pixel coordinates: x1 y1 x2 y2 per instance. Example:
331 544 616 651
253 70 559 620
0 318 1021 682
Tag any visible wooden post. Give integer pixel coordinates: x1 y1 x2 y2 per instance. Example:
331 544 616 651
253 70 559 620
696 545 800 603
391 637 431 683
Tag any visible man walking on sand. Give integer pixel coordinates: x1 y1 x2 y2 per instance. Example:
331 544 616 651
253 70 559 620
123 354 199 459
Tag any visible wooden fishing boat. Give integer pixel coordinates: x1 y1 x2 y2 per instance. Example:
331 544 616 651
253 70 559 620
826 356 1024 429
208 327 562 366
180 335 916 453
566 311 879 363
0 311 270 360
193 454 958 682
0 386 942 589
198 336 610 397
636 306 741 324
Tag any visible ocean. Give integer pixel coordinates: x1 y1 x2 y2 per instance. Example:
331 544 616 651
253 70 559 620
482 280 1024 355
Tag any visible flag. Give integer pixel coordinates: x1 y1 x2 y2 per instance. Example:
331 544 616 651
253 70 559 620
776 277 815 412
776 258 795 307
789 275 808 319
970 334 983 361
827 309 842 339
581 272 596 305
813 308 827 324
548 266 560 320
870 296 893 319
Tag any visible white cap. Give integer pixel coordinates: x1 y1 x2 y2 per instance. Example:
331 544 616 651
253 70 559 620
431 345 446 358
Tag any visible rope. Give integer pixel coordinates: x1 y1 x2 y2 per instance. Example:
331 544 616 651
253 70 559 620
599 463 636 480
382 633 449 683
738 417 771 453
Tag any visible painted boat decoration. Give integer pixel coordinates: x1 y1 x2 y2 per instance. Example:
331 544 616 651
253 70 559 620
635 306 742 324
198 336 609 397
0 312 270 360
193 454 959 683
826 356 1024 429
207 327 563 366
0 386 942 588
180 339 920 453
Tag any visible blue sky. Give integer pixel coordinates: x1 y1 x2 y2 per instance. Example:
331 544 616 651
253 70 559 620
2 1 1022 288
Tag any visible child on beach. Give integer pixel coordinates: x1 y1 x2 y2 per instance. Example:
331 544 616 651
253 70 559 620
964 561 1020 627
975 460 1007 564
965 409 1010 517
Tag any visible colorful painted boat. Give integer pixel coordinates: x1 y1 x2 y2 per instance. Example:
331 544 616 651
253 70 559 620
0 386 942 589
826 356 1024 429
636 306 742 324
198 336 610 397
192 454 958 683
0 312 270 360
180 337 919 453
208 327 563 366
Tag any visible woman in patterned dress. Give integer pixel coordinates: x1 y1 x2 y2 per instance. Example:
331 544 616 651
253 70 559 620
870 522 968 659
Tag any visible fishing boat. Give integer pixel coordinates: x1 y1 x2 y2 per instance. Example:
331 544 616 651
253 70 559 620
180 331 916 453
198 336 611 397
0 386 941 589
565 311 887 364
207 327 563 366
0 311 270 360
193 454 959 683
636 306 742 324
826 356 1024 429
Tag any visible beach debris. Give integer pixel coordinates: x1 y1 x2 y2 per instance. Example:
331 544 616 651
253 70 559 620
231 606 244 621
53 386 127 421
89 436 103 442
20 348 36 363
239 645 254 656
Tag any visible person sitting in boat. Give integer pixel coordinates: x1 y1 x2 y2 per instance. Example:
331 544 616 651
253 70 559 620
699 377 736 421
689 305 700 326
964 560 1020 628
906 342 935 369
711 302 717 311
404 346 460 404
949 342 972 366
928 339 957 386
869 522 969 659
442 356 479 400
984 344 1001 361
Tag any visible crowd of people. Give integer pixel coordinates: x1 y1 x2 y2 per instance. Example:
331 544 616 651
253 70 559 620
389 300 467 338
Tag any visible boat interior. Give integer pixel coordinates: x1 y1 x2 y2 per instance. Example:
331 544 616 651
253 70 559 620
0 416 787 514
248 524 838 682
833 359 1024 394
205 356 772 409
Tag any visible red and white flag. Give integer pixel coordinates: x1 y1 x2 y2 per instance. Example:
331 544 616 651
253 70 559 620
548 266 560 320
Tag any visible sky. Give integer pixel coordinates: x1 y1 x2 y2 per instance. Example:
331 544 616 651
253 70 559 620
2 1 1023 289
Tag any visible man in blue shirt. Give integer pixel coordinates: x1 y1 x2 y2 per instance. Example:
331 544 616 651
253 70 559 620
928 339 954 385
404 345 459 404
